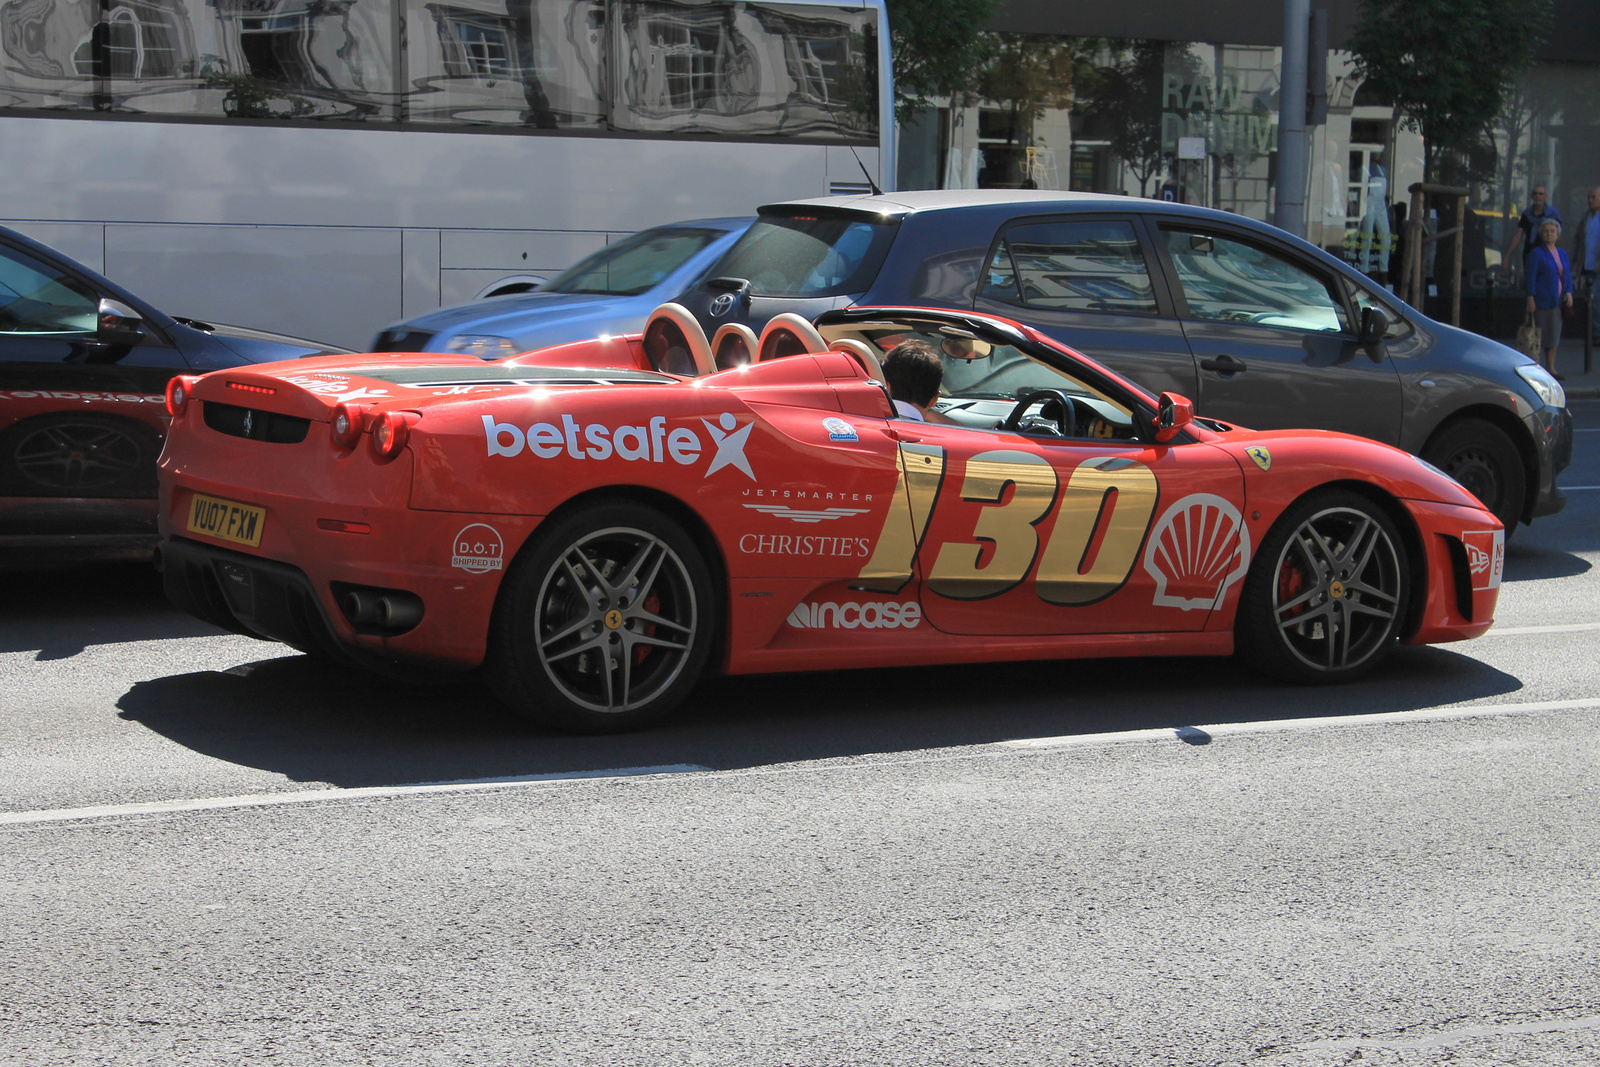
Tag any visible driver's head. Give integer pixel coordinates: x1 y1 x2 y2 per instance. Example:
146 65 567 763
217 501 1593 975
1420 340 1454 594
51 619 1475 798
882 339 944 408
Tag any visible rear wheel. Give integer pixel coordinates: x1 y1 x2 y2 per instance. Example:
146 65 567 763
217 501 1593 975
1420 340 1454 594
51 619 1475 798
0 414 160 497
1421 419 1525 534
1236 490 1408 684
486 502 715 733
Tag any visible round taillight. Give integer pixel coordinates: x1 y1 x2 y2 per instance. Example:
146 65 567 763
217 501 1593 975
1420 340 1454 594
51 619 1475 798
371 411 412 460
165 375 197 418
331 402 365 449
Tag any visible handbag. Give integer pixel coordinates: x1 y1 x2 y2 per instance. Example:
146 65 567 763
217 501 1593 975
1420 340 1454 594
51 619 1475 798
1517 312 1542 358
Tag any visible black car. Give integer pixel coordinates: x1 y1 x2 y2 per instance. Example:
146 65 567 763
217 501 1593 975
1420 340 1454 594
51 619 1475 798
671 191 1572 532
0 224 347 563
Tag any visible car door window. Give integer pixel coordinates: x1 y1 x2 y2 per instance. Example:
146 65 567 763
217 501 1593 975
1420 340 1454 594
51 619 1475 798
0 246 98 337
1162 229 1350 333
983 219 1158 315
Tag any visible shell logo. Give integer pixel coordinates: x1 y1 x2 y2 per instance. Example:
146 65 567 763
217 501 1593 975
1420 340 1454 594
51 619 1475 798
1142 494 1252 611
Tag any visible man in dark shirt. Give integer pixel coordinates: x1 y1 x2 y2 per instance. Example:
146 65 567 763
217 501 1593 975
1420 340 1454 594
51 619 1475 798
1505 185 1562 271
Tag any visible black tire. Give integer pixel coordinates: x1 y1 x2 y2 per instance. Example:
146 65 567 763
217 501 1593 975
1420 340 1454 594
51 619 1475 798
0 413 161 498
485 502 716 733
1421 419 1525 535
1236 490 1409 684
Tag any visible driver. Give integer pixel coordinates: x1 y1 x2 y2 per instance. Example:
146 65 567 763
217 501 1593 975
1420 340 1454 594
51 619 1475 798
882 339 957 424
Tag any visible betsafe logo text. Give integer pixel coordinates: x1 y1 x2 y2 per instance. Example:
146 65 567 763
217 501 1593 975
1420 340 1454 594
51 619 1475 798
482 413 754 478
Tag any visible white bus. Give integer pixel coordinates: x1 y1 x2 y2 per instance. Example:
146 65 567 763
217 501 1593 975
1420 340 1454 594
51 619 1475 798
0 0 893 349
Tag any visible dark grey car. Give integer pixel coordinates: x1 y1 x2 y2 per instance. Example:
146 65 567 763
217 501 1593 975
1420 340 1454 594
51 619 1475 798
0 224 347 564
672 190 1573 532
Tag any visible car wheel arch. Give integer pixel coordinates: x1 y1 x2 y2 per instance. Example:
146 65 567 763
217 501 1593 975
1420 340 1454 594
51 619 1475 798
494 483 732 671
1262 478 1430 642
1418 405 1537 524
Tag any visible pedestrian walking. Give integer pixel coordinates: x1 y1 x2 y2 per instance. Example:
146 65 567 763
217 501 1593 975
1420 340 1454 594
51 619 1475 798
1525 218 1574 379
1572 185 1600 341
1505 184 1563 272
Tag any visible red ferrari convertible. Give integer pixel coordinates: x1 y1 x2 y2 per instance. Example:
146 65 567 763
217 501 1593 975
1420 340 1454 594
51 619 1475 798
157 306 1503 732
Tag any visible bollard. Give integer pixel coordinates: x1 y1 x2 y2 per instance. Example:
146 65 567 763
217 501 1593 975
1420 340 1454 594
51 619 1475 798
1586 275 1594 375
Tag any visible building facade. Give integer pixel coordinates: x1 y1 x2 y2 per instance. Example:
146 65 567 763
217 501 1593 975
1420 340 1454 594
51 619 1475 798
897 0 1600 311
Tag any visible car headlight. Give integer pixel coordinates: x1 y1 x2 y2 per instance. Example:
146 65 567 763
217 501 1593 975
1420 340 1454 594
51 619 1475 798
1516 364 1566 409
446 334 519 359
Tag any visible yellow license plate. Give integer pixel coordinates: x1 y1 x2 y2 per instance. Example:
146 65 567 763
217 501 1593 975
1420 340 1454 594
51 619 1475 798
187 493 266 548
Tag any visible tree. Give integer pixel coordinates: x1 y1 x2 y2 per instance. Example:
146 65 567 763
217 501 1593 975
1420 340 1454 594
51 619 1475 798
1083 41 1169 197
1349 0 1552 184
884 0 1003 122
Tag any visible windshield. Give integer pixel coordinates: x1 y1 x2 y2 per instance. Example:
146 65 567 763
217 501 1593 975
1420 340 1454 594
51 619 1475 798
543 227 724 296
818 316 1140 439
711 213 897 297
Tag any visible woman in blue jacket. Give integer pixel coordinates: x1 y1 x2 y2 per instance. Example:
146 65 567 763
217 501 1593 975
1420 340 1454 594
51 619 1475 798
1525 218 1574 378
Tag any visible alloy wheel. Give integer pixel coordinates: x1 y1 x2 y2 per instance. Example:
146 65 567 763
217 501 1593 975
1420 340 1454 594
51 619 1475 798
1271 505 1403 673
533 526 698 715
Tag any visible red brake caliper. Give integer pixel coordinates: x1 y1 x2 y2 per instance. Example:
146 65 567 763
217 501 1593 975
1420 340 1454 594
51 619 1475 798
1278 559 1306 615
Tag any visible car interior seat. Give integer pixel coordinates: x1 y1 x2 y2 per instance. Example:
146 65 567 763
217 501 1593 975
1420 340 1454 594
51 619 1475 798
643 303 716 377
827 338 886 382
711 322 759 371
756 313 829 362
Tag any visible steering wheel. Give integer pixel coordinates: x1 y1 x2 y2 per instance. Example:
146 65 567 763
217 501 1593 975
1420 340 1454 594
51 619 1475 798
1001 388 1078 437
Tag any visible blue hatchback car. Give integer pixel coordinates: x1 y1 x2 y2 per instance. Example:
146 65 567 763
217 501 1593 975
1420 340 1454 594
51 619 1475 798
369 217 753 357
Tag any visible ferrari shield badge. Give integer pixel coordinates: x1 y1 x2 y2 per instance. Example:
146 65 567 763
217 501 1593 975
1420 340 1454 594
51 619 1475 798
1245 446 1272 471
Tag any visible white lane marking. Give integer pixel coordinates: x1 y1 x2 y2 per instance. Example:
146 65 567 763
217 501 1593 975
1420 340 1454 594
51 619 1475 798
8 700 1600 828
1000 698 1600 750
1480 622 1600 637
1560 485 1600 490
0 765 710 828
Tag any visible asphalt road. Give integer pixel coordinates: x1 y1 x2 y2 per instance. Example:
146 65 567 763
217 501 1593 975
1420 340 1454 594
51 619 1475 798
2 402 1597 1066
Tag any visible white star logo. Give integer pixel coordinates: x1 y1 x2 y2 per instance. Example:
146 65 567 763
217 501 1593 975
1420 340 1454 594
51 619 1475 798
701 413 755 479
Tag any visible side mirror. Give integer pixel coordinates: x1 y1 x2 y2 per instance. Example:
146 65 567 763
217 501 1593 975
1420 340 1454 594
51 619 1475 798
1153 392 1195 443
97 298 145 346
1358 304 1389 344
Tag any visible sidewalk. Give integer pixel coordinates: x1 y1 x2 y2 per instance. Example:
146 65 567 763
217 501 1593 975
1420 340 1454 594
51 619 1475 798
1552 337 1600 399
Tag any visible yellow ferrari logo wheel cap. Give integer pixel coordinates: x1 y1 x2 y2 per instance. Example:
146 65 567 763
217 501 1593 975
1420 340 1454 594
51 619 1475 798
1329 580 1345 599
604 609 623 629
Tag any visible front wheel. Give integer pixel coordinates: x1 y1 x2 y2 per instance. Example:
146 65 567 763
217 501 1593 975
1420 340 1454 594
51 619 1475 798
1421 419 1525 535
486 502 716 733
1235 490 1409 684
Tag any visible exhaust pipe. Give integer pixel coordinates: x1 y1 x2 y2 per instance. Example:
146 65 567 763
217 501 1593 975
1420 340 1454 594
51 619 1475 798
374 593 424 631
340 586 425 633
343 588 382 626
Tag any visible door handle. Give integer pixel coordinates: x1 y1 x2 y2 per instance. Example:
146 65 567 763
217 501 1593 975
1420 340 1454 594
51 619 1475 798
1200 355 1247 374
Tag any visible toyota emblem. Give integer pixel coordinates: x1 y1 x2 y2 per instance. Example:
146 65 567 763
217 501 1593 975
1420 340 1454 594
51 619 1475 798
709 292 737 318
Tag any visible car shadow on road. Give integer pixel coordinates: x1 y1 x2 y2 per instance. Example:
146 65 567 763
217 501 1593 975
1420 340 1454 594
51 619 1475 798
1503 542 1594 582
115 644 1524 788
0 561 224 659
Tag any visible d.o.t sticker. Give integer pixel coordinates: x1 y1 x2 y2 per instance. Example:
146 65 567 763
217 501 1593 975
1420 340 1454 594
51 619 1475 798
452 524 505 573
